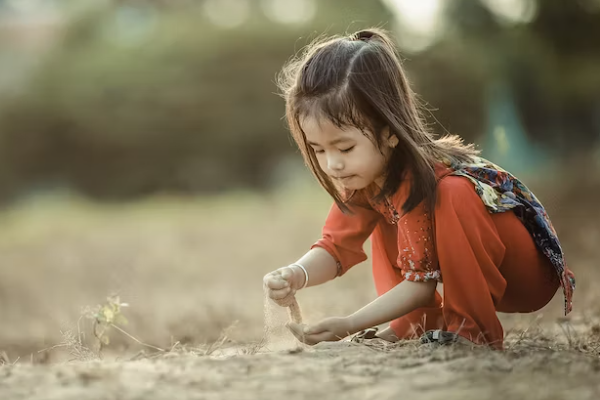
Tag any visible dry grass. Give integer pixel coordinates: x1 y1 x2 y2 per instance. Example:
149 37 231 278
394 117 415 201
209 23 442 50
0 182 376 361
0 172 598 399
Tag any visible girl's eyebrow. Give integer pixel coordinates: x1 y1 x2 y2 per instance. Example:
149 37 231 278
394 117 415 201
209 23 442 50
307 138 352 146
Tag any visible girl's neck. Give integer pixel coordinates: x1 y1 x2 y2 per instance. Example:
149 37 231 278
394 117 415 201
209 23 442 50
373 174 386 190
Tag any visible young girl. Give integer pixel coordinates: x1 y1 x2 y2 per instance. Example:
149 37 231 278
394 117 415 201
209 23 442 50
262 28 575 349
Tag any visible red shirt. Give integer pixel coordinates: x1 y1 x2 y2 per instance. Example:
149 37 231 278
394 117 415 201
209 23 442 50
312 164 453 295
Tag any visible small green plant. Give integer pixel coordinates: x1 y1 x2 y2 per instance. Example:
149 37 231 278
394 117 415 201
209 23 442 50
39 295 168 360
38 295 130 360
83 295 129 351
82 295 165 356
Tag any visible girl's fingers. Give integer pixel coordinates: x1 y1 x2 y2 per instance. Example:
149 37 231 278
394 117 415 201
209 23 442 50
286 322 307 342
269 287 292 300
265 277 289 290
306 332 336 345
304 322 327 335
287 324 332 345
279 267 294 281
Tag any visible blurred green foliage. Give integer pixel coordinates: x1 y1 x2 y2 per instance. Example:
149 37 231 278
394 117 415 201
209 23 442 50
0 0 392 201
0 0 598 203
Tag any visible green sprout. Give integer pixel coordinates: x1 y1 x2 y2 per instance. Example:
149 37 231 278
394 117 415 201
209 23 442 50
83 295 164 355
84 295 129 349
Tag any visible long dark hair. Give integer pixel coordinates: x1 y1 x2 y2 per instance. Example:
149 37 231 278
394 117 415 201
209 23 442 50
277 28 479 214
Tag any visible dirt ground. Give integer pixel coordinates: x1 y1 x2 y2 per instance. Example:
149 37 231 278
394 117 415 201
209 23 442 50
2 334 600 400
0 177 599 399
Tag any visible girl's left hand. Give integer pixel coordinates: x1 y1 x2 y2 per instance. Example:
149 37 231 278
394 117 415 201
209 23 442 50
286 317 354 345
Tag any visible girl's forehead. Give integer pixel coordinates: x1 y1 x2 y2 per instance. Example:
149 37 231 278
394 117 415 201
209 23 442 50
301 115 364 141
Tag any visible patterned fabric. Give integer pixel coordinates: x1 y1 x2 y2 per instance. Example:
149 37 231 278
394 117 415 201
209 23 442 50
447 156 575 315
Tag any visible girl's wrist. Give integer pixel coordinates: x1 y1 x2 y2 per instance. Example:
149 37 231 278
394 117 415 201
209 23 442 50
346 311 379 335
280 265 308 290
345 314 362 336
289 263 309 289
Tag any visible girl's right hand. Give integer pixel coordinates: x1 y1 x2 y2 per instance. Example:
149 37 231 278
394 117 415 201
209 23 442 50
263 266 305 307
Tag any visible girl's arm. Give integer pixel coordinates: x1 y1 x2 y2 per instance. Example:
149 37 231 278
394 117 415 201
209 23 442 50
288 280 437 344
289 247 339 288
266 199 379 307
347 280 437 334
264 247 338 307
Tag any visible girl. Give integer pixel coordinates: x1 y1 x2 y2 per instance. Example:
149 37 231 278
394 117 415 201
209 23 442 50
262 28 575 349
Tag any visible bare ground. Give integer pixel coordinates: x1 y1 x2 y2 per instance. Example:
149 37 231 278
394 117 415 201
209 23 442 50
2 337 600 400
0 178 599 399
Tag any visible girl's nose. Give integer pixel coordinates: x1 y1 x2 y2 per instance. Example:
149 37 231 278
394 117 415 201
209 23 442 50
327 154 344 171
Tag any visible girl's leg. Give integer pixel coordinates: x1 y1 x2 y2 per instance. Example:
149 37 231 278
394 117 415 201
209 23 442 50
493 211 561 313
435 177 561 349
434 177 509 349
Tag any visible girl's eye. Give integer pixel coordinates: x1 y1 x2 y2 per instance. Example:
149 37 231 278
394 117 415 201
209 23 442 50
340 146 355 153
314 149 325 154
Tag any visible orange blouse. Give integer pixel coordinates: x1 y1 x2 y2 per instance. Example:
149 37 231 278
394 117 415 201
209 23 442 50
311 163 562 347
312 164 452 290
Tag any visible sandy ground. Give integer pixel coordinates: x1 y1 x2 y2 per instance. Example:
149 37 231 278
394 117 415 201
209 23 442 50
0 179 599 399
2 337 600 400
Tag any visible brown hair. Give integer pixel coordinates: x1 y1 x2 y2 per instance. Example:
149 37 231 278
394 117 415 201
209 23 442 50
277 28 479 214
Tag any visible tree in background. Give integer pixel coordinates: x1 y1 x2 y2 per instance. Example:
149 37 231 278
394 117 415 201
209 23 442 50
0 0 392 201
0 0 597 202
404 0 600 151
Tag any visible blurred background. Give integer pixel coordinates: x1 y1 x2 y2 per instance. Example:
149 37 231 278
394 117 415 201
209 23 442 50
0 0 599 361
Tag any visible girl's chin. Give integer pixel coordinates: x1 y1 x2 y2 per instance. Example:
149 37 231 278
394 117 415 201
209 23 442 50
339 179 369 190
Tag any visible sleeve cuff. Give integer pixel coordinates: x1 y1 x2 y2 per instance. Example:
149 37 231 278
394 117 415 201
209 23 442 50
402 270 442 282
310 242 345 277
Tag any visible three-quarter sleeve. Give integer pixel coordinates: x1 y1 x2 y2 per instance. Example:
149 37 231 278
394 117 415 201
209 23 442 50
312 200 381 276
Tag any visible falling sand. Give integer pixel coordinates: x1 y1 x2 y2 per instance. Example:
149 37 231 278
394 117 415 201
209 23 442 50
262 287 304 351
287 300 303 324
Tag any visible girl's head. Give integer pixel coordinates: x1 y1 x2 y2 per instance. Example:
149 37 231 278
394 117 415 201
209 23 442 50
278 28 477 213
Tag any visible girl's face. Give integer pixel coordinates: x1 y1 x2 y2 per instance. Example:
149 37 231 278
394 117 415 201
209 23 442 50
301 116 397 191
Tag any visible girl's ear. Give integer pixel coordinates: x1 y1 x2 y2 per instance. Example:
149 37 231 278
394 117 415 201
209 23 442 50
385 127 399 148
